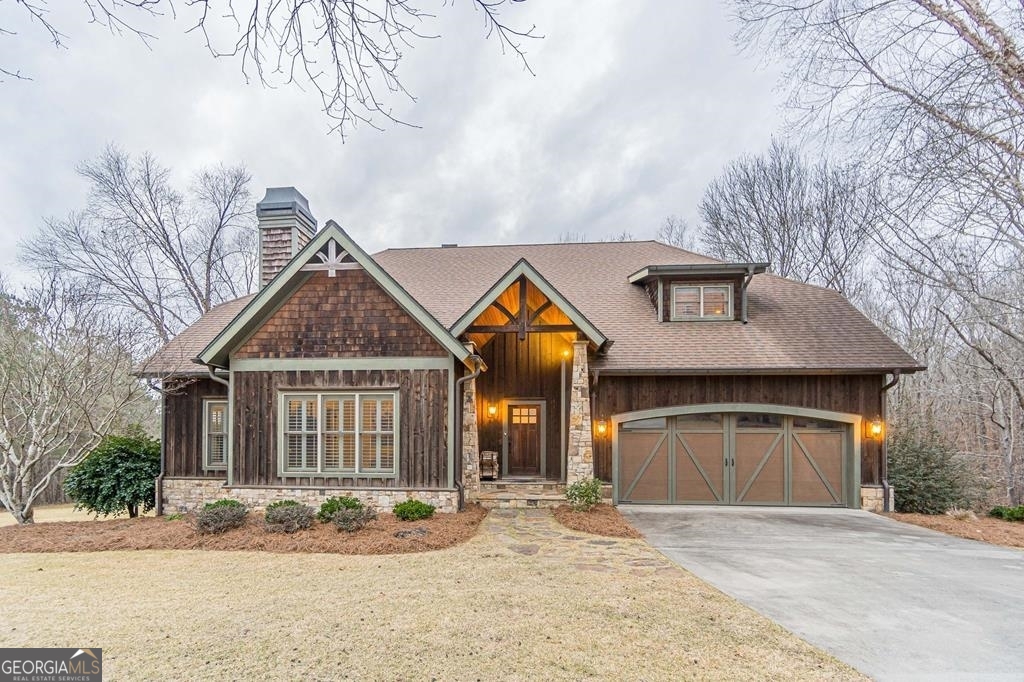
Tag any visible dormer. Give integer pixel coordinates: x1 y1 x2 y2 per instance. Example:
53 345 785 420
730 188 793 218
628 263 769 323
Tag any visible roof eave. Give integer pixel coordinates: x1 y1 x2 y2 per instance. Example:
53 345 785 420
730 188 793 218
628 262 771 284
594 365 927 376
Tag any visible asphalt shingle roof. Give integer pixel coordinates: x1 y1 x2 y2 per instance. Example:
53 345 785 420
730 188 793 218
139 240 922 376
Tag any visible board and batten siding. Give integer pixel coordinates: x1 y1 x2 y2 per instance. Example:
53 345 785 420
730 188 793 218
234 269 449 359
592 374 886 485
163 377 228 478
475 332 571 480
232 369 449 488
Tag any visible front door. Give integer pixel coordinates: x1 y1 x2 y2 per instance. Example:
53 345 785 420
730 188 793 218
506 403 543 477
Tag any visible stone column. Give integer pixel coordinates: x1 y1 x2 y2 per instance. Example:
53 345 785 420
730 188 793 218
565 340 595 484
462 376 481 501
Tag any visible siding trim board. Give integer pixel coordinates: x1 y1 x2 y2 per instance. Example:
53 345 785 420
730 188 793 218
231 357 454 371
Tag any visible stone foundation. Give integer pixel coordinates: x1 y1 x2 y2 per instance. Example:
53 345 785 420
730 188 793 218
161 478 459 514
860 485 895 513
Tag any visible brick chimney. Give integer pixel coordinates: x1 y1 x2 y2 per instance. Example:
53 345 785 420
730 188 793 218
256 187 317 286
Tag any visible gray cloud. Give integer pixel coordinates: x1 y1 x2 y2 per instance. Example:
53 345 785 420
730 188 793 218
0 1 783 282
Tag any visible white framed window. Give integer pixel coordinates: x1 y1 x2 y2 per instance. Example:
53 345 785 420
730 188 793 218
671 284 733 320
203 400 228 470
279 392 398 476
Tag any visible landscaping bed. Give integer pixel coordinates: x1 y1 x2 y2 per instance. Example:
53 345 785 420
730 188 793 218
552 503 642 538
887 513 1024 549
0 505 487 555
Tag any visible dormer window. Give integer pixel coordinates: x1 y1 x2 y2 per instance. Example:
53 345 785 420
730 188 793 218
671 284 733 320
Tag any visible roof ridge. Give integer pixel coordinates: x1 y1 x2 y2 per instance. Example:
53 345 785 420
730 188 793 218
375 239 669 254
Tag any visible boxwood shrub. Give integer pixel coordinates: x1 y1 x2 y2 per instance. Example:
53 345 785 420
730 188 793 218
393 499 435 521
317 496 363 522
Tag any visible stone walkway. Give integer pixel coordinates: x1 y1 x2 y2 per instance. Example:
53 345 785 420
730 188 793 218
480 508 679 576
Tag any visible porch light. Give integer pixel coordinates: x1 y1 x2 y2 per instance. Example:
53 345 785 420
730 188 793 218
595 419 608 436
487 403 498 418
562 349 571 359
866 417 885 440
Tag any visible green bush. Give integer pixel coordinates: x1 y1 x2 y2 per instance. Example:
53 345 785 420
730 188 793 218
565 477 603 511
989 505 1024 522
393 499 435 521
264 500 315 533
317 496 363 522
63 430 161 518
888 425 977 514
194 499 248 534
333 506 378 532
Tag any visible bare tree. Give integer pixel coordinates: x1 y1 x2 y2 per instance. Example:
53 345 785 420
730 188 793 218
656 215 698 252
0 277 145 524
21 146 257 351
697 140 878 299
2 0 537 135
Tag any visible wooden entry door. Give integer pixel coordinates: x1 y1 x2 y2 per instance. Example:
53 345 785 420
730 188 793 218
506 403 544 477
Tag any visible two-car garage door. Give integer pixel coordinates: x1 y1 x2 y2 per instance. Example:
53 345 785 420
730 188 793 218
616 411 851 507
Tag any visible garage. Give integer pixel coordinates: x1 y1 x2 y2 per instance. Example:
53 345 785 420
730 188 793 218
614 407 857 507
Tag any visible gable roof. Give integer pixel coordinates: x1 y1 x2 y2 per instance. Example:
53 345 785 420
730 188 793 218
196 221 471 369
374 241 924 374
450 258 608 348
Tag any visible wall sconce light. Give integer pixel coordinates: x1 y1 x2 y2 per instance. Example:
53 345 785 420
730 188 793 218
595 419 608 436
562 348 571 359
865 417 884 440
487 403 498 419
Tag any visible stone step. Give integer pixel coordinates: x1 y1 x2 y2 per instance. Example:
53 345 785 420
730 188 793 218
476 491 566 509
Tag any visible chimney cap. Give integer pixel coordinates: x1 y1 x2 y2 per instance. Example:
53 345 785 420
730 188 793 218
257 187 316 226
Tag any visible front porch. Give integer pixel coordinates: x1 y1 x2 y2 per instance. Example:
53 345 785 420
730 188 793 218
456 263 608 505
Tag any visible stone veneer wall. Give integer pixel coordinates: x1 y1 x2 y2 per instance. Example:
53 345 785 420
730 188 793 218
162 478 458 514
860 485 894 513
461 376 481 501
565 340 595 484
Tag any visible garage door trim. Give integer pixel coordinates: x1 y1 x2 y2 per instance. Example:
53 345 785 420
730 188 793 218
611 403 862 508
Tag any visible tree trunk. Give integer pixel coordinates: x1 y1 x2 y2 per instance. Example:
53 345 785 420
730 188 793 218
12 503 34 524
128 504 138 519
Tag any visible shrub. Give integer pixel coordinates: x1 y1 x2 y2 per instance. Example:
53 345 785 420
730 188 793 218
63 429 161 518
333 506 378 532
888 425 979 514
565 477 603 512
989 505 1024 522
393 499 435 521
318 496 363 522
264 500 315 533
165 513 184 521
194 499 248 534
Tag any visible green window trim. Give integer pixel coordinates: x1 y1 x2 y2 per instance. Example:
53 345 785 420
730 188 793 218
670 283 733 321
203 399 228 471
278 391 399 478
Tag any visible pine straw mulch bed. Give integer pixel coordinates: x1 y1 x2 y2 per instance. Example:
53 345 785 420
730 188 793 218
551 503 643 538
886 512 1024 549
0 505 487 555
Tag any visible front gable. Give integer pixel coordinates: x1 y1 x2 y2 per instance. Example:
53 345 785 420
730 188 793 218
197 221 471 368
234 269 448 359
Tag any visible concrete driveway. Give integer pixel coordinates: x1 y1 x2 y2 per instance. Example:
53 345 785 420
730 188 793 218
620 506 1024 681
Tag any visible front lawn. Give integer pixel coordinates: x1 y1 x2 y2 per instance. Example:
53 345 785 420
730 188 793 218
0 516 863 680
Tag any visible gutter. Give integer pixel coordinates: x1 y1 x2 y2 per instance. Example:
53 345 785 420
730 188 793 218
453 355 485 512
880 370 902 512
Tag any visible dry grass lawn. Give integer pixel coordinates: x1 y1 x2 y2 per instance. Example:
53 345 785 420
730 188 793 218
0 504 109 526
0 525 863 680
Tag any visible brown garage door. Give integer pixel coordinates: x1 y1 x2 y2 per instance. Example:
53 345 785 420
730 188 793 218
617 412 848 506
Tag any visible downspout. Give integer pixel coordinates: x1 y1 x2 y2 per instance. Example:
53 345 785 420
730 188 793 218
741 265 756 324
454 355 484 512
880 370 902 512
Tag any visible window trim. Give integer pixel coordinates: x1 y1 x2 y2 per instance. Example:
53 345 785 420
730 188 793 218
670 283 734 321
278 391 399 478
203 399 229 471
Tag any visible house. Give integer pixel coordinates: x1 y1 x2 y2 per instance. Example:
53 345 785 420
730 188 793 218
139 187 924 514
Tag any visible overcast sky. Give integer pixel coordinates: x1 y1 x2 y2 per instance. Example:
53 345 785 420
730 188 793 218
0 1 784 283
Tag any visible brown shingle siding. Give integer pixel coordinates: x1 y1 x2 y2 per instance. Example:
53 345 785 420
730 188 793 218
234 270 447 359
